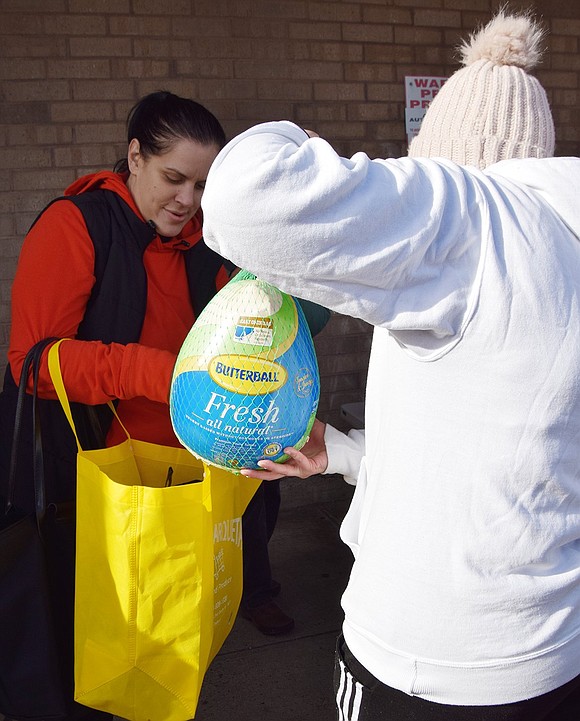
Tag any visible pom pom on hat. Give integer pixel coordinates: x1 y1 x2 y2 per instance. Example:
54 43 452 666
408 9 555 169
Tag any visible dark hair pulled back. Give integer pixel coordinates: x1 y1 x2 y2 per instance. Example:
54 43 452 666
114 90 226 173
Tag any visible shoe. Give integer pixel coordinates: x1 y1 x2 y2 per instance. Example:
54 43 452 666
240 600 295 635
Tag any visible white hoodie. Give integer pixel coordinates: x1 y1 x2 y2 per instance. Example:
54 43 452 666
202 121 580 705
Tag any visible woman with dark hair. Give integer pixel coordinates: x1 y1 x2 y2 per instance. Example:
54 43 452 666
114 90 226 174
0 90 232 721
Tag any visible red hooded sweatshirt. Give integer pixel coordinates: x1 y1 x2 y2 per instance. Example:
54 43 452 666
9 171 228 447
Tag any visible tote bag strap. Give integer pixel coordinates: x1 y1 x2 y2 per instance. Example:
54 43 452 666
6 337 60 521
47 339 132 451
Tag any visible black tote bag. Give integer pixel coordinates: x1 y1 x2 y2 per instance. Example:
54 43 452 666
0 339 70 720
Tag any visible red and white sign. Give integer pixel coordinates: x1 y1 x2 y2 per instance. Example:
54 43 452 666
405 76 448 145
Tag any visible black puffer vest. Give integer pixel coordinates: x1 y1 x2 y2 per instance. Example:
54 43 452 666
0 189 230 513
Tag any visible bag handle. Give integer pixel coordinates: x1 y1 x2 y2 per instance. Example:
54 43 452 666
47 339 132 451
5 337 59 521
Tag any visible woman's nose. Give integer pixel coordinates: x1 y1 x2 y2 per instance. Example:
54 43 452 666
175 183 197 208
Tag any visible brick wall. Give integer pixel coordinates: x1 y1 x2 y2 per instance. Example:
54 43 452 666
1 0 579 428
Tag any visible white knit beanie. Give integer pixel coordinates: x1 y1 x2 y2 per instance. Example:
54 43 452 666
408 9 555 169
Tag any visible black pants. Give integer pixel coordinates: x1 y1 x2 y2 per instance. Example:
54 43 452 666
241 480 281 608
334 635 580 721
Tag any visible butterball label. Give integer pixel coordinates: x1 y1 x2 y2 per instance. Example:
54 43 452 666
170 365 318 470
208 354 287 395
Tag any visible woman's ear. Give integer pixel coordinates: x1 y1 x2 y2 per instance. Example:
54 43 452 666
127 138 141 174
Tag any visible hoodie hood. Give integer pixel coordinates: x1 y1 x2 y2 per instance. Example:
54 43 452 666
65 170 135 204
64 170 203 249
489 157 580 240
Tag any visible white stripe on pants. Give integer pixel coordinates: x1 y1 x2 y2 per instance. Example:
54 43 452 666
336 656 364 721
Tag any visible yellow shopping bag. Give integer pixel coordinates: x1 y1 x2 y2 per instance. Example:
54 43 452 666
48 341 259 721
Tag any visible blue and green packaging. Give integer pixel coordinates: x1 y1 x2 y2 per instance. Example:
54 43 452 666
170 272 320 472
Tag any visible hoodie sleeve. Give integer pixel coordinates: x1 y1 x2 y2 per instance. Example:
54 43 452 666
8 199 175 404
202 121 488 356
324 424 365 485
